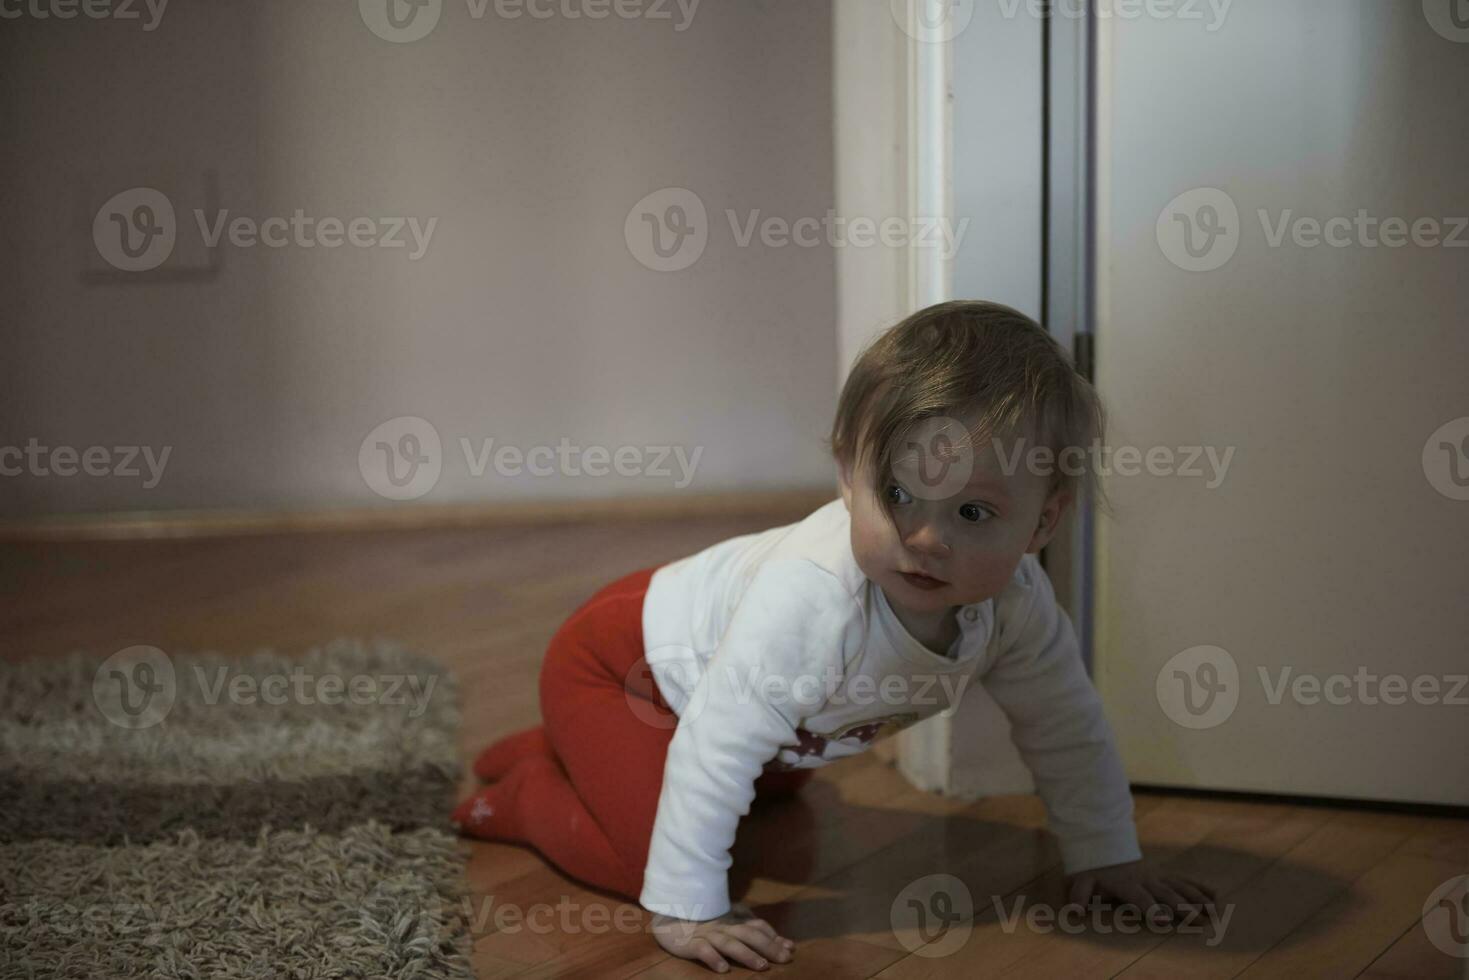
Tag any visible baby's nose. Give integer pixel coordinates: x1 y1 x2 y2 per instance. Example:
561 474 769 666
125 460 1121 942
904 521 950 555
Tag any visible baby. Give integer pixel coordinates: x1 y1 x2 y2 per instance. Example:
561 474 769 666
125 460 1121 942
454 300 1216 972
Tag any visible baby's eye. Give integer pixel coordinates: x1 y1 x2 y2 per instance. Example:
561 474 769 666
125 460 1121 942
884 483 913 505
959 502 991 523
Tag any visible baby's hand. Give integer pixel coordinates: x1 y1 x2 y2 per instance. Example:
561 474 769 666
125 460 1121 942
1066 860 1218 925
651 901 796 973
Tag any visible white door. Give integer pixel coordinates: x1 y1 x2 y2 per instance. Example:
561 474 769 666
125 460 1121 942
1093 1 1469 806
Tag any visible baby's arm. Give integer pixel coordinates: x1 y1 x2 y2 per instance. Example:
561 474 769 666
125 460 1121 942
640 559 863 968
983 555 1215 916
983 554 1140 870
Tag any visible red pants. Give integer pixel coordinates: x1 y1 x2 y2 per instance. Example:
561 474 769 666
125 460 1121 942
454 564 813 902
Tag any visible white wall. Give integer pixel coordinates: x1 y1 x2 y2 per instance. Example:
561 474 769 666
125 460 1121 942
0 0 837 518
833 0 908 378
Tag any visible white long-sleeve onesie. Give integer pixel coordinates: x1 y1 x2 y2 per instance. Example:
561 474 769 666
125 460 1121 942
637 498 1140 921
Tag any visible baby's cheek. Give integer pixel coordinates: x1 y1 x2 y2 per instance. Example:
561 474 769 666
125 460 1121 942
849 523 889 572
959 554 1022 597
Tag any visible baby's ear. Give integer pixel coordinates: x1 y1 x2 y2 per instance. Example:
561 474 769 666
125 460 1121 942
1027 488 1074 552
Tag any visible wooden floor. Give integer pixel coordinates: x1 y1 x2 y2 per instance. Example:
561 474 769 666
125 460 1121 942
3 509 1466 979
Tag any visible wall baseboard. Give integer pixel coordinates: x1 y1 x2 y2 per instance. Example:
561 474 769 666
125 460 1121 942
0 488 838 542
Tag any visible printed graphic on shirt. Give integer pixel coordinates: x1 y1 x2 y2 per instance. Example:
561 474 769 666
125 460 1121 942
763 712 922 771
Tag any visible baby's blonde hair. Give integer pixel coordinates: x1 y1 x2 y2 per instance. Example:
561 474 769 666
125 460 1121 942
826 300 1107 527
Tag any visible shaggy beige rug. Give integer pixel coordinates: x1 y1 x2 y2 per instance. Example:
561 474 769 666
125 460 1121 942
0 639 472 979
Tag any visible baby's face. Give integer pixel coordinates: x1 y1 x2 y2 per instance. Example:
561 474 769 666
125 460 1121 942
838 415 1069 618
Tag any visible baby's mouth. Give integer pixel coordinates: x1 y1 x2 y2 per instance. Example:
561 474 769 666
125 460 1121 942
898 570 947 590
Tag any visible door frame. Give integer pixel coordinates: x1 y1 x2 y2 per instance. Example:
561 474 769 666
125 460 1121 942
834 0 1096 795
